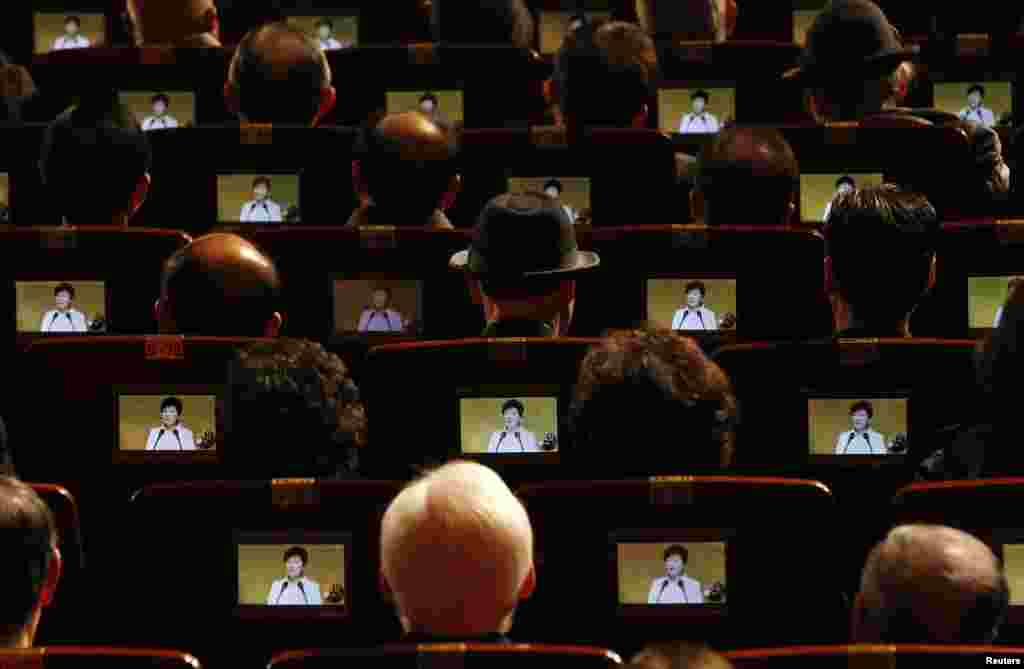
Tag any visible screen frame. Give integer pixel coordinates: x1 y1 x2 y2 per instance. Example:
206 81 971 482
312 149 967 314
328 272 426 339
233 529 354 622
111 384 223 465
609 527 735 621
805 391 913 467
642 273 741 338
118 89 200 131
13 277 113 336
454 382 564 466
659 78 737 141
214 170 304 226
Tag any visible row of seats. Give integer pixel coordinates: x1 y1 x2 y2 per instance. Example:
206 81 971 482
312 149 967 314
25 477 1024 665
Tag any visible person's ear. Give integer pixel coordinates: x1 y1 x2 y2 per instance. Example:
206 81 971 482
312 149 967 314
439 174 461 211
543 78 554 107
38 546 62 608
518 564 537 601
129 173 151 219
725 0 738 38
201 7 219 39
312 86 337 127
263 312 283 337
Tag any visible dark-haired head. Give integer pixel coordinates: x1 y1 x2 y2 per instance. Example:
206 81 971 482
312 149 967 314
430 0 535 50
571 329 737 473
40 98 152 225
629 642 734 669
283 546 308 564
501 399 525 416
849 400 874 419
825 184 937 335
663 544 688 563
53 283 75 299
160 396 183 415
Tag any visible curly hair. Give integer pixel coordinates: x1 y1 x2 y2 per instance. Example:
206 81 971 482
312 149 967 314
571 329 737 470
232 338 367 476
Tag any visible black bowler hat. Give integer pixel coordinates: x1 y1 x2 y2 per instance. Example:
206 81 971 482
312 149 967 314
449 192 600 277
783 0 918 83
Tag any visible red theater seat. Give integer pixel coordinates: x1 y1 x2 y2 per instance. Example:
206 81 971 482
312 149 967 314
269 644 623 669
724 644 1024 669
0 646 201 668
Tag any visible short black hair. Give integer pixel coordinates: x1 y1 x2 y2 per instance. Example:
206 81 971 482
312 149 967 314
64 16 81 27
968 84 986 98
283 546 308 564
0 478 57 639
553 19 658 128
698 126 799 226
849 400 874 419
825 184 938 328
316 18 333 29
234 22 326 125
151 93 170 106
663 544 688 563
430 0 535 51
684 281 706 298
40 96 152 225
836 175 856 189
160 397 183 414
53 282 75 299
691 89 710 102
418 92 439 106
543 178 563 193
501 399 525 416
252 176 272 190
354 120 458 222
232 338 366 478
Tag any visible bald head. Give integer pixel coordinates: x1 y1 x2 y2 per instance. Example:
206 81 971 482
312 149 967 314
380 461 535 636
127 0 220 46
699 126 799 226
228 22 334 125
354 112 459 222
158 233 283 336
855 524 1008 643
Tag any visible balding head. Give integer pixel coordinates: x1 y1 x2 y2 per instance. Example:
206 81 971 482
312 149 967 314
157 233 284 337
854 524 1008 643
353 111 460 223
380 461 535 636
126 0 220 47
698 126 799 226
227 22 336 126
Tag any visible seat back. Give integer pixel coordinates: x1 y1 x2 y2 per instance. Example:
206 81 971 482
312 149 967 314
725 644 1024 669
269 644 623 669
574 225 830 341
515 478 841 649
126 479 405 666
363 338 601 480
0 647 201 668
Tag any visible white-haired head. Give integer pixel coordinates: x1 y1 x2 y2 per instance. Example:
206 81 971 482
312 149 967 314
380 461 535 636
854 524 1009 643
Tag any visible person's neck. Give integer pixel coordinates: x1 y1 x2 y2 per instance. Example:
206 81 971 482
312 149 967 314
288 575 301 582
832 299 911 337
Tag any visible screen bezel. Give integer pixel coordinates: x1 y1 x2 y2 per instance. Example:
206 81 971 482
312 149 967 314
659 78 737 142
233 529 354 621
805 391 912 466
610 527 735 621
454 383 564 466
32 9 108 57
643 273 740 338
118 90 199 131
328 272 426 339
214 171 303 226
13 277 113 336
112 384 223 465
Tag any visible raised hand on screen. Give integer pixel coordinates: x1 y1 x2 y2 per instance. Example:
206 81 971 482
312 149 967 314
541 432 558 451
326 583 346 605
197 430 216 449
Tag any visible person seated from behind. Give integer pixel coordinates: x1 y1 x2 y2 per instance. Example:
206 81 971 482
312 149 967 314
630 643 734 669
156 233 284 336
852 525 1008 643
231 338 366 478
694 125 799 226
570 329 737 475
39 95 152 227
0 477 61 648
450 192 600 337
126 0 222 47
347 112 460 230
825 184 938 337
225 22 337 126
380 461 535 641
632 0 737 42
430 0 535 51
